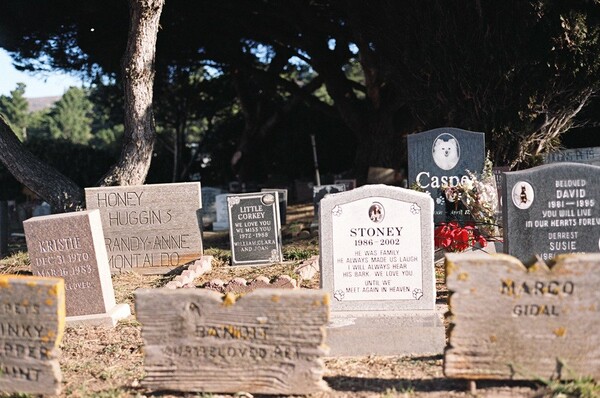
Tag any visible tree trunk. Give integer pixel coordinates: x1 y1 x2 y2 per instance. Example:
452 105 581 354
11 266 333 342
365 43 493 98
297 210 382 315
0 115 84 212
97 0 164 186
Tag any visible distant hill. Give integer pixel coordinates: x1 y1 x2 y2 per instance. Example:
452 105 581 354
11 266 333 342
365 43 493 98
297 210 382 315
26 96 61 112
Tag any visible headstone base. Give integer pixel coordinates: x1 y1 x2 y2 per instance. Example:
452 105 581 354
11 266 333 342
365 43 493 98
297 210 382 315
66 303 131 327
326 308 446 356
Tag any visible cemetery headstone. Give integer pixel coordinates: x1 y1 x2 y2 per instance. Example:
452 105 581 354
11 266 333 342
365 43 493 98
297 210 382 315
261 188 288 224
200 186 225 226
445 252 600 380
312 184 346 227
502 162 600 263
228 192 283 266
334 179 357 191
407 127 485 224
319 184 444 355
136 288 330 394
24 210 130 325
85 182 203 274
543 146 600 166
492 166 509 223
212 193 230 231
0 275 65 395
0 201 8 257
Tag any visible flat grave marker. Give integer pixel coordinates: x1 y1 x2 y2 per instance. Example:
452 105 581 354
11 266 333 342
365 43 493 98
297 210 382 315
408 127 485 223
136 288 330 394
445 252 600 380
24 210 130 325
0 275 65 395
502 162 600 263
85 182 203 274
227 192 283 266
319 184 444 356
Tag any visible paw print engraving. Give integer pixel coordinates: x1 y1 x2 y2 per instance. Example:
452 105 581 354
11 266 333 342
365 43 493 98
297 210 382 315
333 290 345 301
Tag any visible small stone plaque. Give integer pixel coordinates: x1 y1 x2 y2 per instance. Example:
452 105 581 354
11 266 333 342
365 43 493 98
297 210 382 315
407 127 485 223
502 163 600 263
0 275 65 395
445 252 600 380
85 182 203 274
24 210 119 319
543 146 600 166
135 288 330 394
228 192 283 266
320 184 435 311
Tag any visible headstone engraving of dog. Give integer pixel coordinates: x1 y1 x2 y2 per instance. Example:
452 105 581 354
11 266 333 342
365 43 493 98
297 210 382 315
24 210 131 325
502 163 600 263
408 127 485 224
544 146 600 166
85 182 203 274
136 288 330 394
0 275 66 395
228 192 283 266
445 252 600 380
319 184 444 355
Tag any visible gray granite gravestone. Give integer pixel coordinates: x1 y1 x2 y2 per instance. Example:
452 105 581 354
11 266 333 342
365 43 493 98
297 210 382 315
319 184 444 356
212 193 230 231
24 210 130 326
261 188 288 224
312 184 346 229
0 275 66 395
334 179 357 191
136 288 330 394
502 162 600 263
228 192 283 266
407 127 485 224
544 146 600 166
200 186 225 226
85 182 203 274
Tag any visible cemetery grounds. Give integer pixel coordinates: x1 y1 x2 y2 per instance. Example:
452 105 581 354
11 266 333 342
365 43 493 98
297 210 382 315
0 204 587 398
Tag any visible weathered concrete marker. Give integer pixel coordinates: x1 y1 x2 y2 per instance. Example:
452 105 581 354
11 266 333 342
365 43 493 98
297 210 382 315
136 288 330 394
0 275 66 395
445 253 600 380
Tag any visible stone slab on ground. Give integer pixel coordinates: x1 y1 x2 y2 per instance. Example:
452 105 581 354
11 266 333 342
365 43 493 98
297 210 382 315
326 308 446 356
135 288 330 394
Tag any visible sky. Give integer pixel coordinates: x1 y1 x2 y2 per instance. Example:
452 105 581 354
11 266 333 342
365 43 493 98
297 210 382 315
0 48 82 98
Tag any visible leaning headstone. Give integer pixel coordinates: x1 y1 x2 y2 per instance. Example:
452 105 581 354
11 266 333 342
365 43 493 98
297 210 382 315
24 210 131 326
407 127 485 224
136 288 330 394
212 193 230 231
85 182 203 274
502 162 600 263
543 146 600 166
319 184 444 355
201 186 225 226
261 188 288 224
0 275 65 395
445 252 600 380
228 192 283 266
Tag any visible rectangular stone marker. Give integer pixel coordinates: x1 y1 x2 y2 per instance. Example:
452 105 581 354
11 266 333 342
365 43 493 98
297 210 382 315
85 182 203 274
212 193 230 231
320 184 435 311
312 184 346 229
228 192 283 266
201 186 225 225
502 162 600 263
408 127 485 223
135 288 330 394
0 275 65 395
261 188 288 224
445 252 600 380
320 184 444 356
544 146 600 166
24 210 130 325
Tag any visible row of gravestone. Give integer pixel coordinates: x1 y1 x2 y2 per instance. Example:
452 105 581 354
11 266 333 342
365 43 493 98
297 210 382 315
4 249 600 395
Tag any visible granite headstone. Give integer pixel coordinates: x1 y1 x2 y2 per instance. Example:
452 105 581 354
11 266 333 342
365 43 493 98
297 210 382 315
85 182 203 274
407 127 485 224
23 210 130 325
502 162 600 263
228 192 283 266
319 185 444 356
543 146 600 166
212 193 230 231
0 275 65 395
261 188 288 225
200 186 225 225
